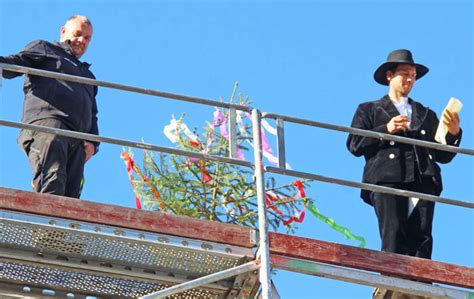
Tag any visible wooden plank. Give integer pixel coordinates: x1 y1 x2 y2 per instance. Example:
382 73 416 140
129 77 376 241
269 232 474 289
0 187 255 248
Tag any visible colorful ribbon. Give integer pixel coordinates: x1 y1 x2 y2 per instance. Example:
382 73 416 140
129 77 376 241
283 203 307 226
303 198 366 248
121 151 166 211
235 110 291 169
210 108 245 160
121 151 142 209
185 138 214 185
163 116 199 145
197 160 213 184
265 180 307 226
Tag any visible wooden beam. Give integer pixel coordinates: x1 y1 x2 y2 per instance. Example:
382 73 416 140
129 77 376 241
269 232 474 289
0 187 255 248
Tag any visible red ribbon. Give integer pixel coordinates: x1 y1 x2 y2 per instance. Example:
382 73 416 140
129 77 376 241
197 160 213 184
121 151 142 209
265 193 285 216
190 138 200 148
189 139 214 185
282 201 307 226
121 151 166 210
265 180 308 226
294 180 306 198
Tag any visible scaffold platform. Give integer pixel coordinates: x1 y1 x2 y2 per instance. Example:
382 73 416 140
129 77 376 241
0 188 259 298
0 187 472 299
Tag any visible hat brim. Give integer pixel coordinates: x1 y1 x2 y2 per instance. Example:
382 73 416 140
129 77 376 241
373 62 429 85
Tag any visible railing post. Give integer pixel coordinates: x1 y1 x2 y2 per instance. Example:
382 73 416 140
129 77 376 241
251 108 271 298
276 118 286 169
228 107 238 158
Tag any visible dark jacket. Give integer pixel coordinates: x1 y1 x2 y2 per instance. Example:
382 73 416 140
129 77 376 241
0 40 99 151
347 95 461 204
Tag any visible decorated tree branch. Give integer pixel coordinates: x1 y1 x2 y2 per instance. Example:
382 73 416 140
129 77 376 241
122 84 365 246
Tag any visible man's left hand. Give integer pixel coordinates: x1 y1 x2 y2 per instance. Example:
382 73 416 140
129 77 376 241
443 110 461 136
83 141 95 163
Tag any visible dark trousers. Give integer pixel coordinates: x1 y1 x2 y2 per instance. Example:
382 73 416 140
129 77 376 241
18 119 85 198
370 178 436 259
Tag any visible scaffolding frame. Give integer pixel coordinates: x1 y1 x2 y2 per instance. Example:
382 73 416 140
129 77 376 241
0 63 473 298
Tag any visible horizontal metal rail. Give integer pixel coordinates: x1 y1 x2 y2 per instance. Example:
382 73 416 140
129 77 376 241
266 166 474 209
0 63 251 112
262 112 474 156
0 119 253 169
1 63 471 157
1 119 472 209
271 255 469 299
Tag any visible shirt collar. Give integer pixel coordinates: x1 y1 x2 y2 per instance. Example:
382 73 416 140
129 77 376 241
389 95 409 107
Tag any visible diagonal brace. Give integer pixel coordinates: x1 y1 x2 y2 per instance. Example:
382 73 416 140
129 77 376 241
140 261 260 299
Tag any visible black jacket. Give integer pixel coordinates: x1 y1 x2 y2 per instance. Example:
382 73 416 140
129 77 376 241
0 40 99 151
347 95 461 204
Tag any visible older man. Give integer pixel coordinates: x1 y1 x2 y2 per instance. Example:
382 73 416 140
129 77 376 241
0 15 99 198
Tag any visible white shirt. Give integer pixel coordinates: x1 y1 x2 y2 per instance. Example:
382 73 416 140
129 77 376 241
389 96 418 216
390 96 412 128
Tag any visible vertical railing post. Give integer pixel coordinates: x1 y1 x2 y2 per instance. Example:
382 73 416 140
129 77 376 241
251 108 271 298
276 118 286 169
228 107 238 158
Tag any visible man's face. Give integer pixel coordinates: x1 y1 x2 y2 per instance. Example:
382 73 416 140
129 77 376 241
387 64 417 96
60 19 93 59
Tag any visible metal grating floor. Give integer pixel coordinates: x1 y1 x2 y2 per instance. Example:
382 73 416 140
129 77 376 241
0 260 221 298
0 210 258 298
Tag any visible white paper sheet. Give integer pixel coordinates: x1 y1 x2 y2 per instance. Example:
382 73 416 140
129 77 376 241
435 98 463 144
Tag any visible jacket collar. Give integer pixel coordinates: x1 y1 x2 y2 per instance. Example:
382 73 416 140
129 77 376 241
380 95 400 118
409 98 429 131
380 95 429 131
55 41 91 68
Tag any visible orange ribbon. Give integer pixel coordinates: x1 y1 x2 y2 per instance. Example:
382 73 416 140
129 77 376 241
121 151 166 210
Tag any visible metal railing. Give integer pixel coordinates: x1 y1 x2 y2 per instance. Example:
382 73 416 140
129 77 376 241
0 62 472 298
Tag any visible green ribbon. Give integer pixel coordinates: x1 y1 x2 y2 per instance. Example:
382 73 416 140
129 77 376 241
79 177 85 197
303 198 366 248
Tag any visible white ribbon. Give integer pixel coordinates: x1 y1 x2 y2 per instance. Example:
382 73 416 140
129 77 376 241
163 116 199 144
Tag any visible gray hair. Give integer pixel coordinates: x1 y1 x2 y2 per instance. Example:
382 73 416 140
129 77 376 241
65 15 93 29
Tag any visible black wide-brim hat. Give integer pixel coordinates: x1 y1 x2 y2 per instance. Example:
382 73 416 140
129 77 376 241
373 49 429 85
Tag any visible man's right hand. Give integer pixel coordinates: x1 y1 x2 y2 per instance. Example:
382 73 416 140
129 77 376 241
387 115 410 134
83 141 95 163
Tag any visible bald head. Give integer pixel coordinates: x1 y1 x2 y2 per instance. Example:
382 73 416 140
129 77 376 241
60 15 93 59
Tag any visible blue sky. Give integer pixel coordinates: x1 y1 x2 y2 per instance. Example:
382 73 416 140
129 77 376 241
0 0 472 298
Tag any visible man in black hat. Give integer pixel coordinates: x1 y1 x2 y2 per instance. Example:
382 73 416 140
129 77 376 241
346 49 462 262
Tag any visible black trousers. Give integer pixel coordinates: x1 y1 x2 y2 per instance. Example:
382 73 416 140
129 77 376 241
18 119 85 198
370 178 436 259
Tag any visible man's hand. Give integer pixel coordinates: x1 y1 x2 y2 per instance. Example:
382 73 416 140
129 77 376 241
387 115 410 134
83 141 95 163
443 110 461 136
